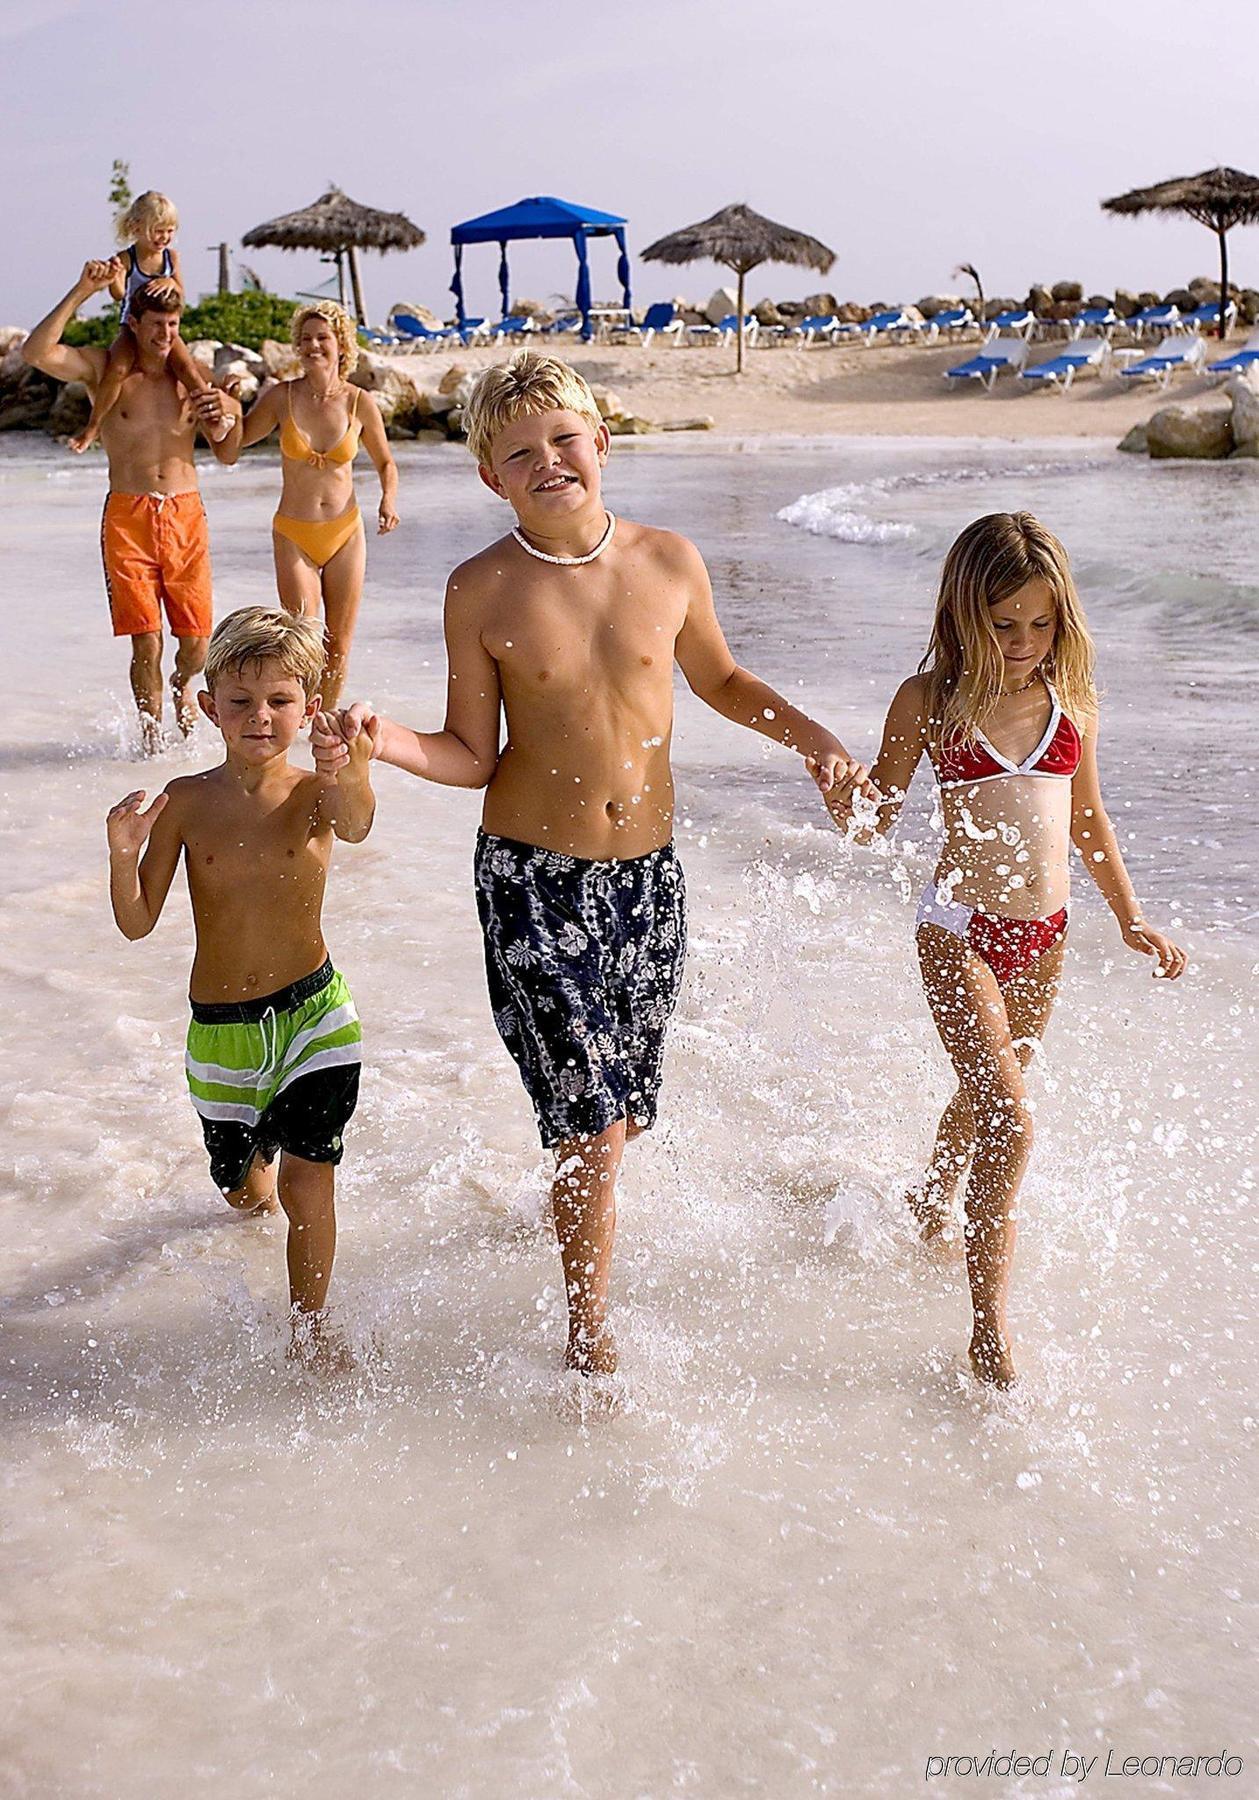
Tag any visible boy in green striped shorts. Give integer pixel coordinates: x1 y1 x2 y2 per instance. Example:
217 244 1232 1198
106 607 375 1360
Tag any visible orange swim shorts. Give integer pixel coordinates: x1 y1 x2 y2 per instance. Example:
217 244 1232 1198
101 490 213 639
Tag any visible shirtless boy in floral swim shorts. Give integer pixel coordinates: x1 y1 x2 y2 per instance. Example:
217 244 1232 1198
314 352 872 1375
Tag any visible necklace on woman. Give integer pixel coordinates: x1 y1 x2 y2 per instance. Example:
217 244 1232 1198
512 512 616 566
1005 669 1043 697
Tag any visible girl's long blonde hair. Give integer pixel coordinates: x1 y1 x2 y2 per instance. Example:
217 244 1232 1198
919 511 1097 741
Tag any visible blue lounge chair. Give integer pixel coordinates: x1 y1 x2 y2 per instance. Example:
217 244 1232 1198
860 307 927 345
489 314 536 342
359 326 404 352
1209 328 1259 375
1116 335 1207 386
1183 301 1238 334
984 309 1037 341
926 308 976 341
613 302 685 347
391 312 459 352
541 313 583 337
945 338 1030 389
1016 337 1109 392
686 313 758 346
1129 304 1181 339
1070 307 1118 338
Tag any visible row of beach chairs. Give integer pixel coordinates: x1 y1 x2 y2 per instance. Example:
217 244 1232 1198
363 298 1250 367
944 326 1259 392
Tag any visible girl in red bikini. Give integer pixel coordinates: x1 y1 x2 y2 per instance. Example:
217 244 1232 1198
831 511 1186 1388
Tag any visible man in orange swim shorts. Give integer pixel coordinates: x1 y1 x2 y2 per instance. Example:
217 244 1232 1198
24 264 240 752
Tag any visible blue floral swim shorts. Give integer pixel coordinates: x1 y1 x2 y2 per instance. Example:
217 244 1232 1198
474 831 687 1147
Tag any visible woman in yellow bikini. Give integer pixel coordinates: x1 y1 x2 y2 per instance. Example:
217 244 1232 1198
229 302 398 707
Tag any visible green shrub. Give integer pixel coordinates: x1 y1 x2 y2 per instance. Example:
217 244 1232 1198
63 289 298 352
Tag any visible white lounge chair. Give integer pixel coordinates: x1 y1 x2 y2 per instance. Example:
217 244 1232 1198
945 338 1030 390
1016 337 1110 392
1116 335 1207 387
1209 328 1259 377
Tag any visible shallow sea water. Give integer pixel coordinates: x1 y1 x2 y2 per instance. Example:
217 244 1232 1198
0 436 1255 1798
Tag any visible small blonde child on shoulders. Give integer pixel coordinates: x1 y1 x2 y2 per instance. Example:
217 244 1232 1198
70 189 219 454
831 512 1186 1389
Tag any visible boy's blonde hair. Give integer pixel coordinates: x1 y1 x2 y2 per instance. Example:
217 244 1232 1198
920 512 1097 740
464 350 603 467
290 301 360 375
205 608 326 699
117 190 179 244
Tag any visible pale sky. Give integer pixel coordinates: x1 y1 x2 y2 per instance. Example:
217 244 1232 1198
3 0 1256 329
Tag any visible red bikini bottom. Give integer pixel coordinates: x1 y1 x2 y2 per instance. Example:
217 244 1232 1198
917 886 1068 987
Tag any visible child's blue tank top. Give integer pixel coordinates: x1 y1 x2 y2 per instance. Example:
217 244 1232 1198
120 246 175 324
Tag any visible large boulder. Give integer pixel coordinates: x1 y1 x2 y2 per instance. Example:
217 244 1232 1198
752 298 783 326
1228 370 1259 456
1117 422 1149 454
1114 289 1140 319
1087 293 1114 311
802 292 840 318
185 338 222 373
388 300 443 329
0 326 27 358
1164 288 1196 312
48 380 91 436
915 294 961 320
1026 285 1053 316
1239 288 1259 326
1051 280 1083 303
1145 404 1233 460
0 366 56 431
215 360 260 407
259 337 301 379
704 287 738 324
350 351 431 430
1188 276 1222 302
588 385 631 422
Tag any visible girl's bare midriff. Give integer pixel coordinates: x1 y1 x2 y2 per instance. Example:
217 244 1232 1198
935 776 1073 917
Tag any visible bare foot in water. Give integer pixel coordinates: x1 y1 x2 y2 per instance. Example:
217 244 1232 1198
229 1193 279 1217
68 423 100 454
138 714 164 758
907 1178 959 1248
564 1322 618 1377
287 1319 355 1375
969 1327 1018 1389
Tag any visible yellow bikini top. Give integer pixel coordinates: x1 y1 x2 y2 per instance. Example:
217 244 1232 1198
280 383 362 468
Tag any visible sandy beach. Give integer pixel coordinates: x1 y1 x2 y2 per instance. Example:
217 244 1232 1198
386 333 1231 440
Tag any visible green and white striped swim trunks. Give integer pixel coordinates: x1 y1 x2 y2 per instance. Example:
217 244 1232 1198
185 958 361 1192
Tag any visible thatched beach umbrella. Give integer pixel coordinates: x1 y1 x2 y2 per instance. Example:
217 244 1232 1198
242 185 425 327
642 203 835 372
1102 167 1259 339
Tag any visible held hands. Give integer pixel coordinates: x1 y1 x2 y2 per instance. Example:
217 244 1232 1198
189 386 237 443
312 703 379 780
107 789 168 857
378 501 400 535
1120 918 1187 980
806 745 879 830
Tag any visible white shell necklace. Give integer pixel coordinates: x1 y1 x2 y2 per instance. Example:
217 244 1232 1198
512 511 616 566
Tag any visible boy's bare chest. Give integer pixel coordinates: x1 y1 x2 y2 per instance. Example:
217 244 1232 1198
183 797 327 896
483 585 685 692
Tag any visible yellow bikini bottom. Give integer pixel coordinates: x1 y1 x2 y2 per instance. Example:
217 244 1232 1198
272 503 362 570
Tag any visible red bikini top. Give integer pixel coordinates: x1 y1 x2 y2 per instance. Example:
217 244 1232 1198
936 686 1082 788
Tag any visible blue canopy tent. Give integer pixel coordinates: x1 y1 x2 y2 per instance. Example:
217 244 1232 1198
450 196 632 342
